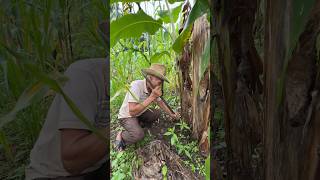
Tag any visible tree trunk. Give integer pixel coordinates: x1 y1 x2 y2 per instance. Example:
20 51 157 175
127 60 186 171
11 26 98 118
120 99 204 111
178 13 210 155
190 15 210 155
213 0 263 179
264 0 291 179
265 0 320 179
212 0 320 179
178 1 192 125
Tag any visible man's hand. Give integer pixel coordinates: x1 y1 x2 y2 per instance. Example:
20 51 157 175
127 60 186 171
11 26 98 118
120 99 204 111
170 112 181 121
150 86 162 99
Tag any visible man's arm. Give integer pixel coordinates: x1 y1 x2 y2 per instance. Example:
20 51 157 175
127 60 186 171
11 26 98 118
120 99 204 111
61 128 108 175
129 96 156 116
128 86 162 116
157 99 174 116
156 99 180 120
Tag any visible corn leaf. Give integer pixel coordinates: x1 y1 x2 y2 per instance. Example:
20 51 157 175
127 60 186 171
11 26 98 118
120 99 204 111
150 51 171 63
110 10 163 47
158 3 182 23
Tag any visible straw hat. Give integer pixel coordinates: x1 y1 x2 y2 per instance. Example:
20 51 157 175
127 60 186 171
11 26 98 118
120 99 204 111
141 63 169 83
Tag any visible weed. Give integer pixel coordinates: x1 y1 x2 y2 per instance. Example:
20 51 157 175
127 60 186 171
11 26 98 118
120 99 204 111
164 122 205 176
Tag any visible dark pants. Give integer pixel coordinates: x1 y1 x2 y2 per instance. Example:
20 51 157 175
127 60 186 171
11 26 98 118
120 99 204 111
119 109 160 145
34 162 109 180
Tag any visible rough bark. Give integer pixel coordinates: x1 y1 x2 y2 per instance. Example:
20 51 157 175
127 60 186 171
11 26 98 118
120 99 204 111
212 0 320 179
264 0 320 179
178 3 210 155
190 15 210 156
264 0 290 179
179 43 193 124
178 1 193 125
213 0 263 179
285 0 320 127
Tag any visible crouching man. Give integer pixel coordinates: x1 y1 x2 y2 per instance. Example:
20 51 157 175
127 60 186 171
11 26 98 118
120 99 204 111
114 63 180 151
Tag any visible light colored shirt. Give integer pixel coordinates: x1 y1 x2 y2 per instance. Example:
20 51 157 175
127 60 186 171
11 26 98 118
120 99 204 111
25 58 109 179
118 79 160 119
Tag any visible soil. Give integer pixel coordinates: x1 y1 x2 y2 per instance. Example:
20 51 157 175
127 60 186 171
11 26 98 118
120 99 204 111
111 112 204 180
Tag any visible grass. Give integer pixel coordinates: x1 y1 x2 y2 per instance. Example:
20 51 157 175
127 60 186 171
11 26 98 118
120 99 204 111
0 0 108 179
110 132 153 180
0 66 53 179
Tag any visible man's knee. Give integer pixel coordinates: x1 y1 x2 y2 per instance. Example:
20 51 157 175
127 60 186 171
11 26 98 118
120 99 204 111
135 129 144 141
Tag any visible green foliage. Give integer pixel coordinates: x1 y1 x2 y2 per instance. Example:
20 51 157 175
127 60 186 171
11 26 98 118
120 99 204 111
110 27 177 110
168 0 184 4
110 10 164 47
111 0 151 3
213 108 226 153
184 0 209 29
110 0 208 179
110 148 138 179
4 60 27 98
158 3 183 23
172 25 192 53
110 132 153 179
0 0 107 178
161 165 168 180
172 0 210 53
199 40 210 80
164 122 205 176
176 120 190 131
289 0 315 57
0 130 14 162
110 0 184 4
205 155 210 180
150 51 171 63
164 126 178 145
0 81 48 129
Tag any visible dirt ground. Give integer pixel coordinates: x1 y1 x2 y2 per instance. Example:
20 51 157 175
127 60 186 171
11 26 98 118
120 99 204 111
110 112 205 180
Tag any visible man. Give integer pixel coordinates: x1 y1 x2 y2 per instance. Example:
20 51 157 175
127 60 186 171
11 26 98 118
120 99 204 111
25 58 109 180
114 63 180 151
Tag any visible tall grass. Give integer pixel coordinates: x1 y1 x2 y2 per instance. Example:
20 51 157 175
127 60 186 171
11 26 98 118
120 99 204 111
0 0 107 179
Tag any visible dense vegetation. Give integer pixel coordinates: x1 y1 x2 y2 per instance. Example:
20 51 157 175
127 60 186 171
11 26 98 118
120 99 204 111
0 0 216 179
110 0 211 179
0 0 107 179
